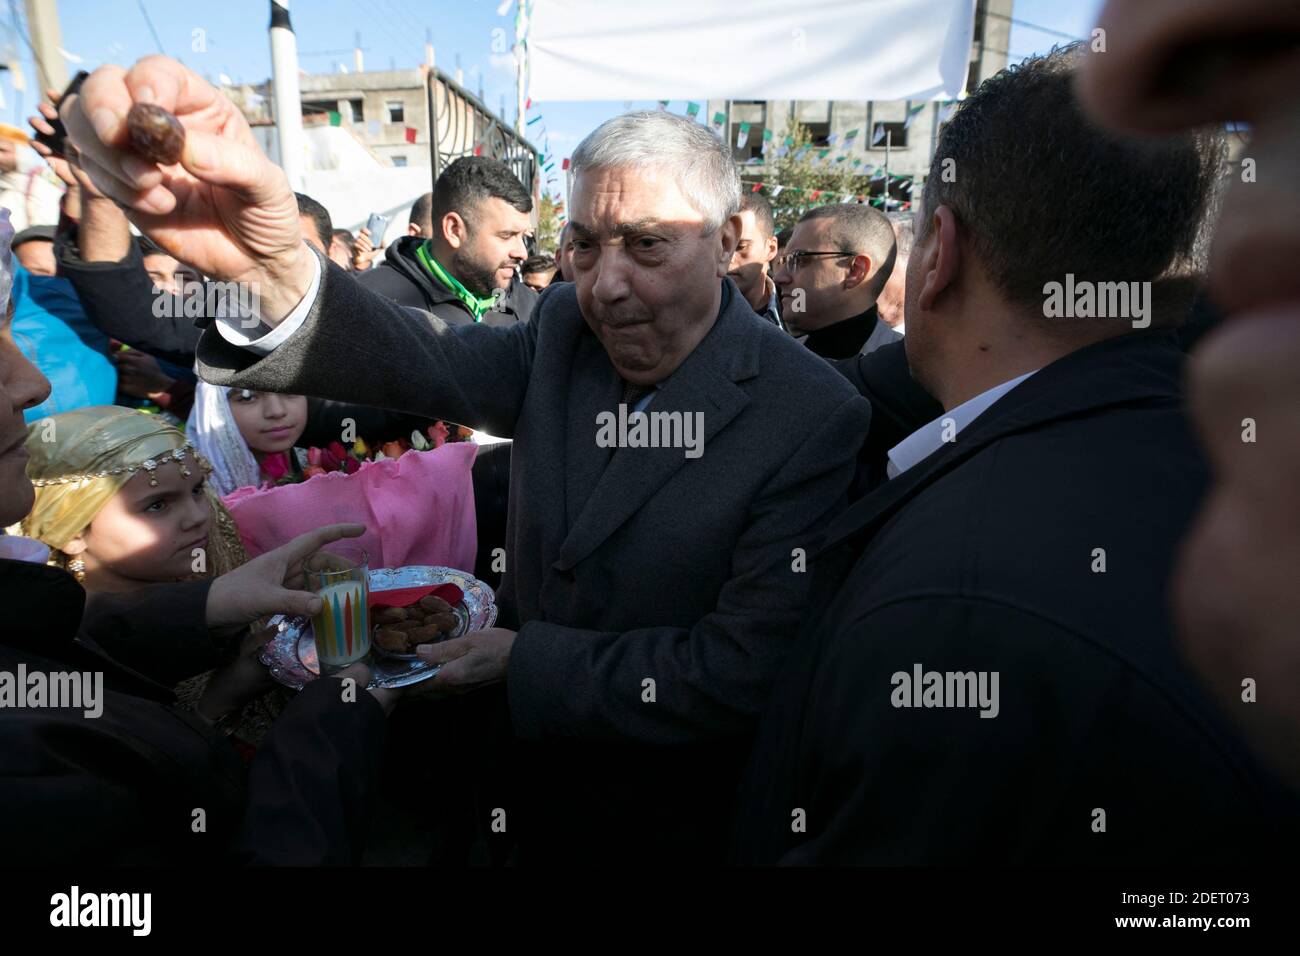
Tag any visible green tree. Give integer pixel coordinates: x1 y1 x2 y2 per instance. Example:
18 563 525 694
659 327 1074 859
746 122 874 231
535 193 563 254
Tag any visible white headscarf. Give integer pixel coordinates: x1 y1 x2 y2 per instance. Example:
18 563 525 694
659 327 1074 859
187 380 263 496
0 206 14 318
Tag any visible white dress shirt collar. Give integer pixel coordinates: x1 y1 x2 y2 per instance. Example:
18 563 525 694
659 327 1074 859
885 370 1038 479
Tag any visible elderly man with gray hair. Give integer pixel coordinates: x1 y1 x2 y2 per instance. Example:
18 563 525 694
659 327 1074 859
61 57 871 864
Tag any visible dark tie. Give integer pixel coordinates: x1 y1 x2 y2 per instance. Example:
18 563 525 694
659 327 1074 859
621 379 654 408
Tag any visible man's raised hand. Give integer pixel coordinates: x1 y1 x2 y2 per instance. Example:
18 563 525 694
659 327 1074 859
59 55 315 321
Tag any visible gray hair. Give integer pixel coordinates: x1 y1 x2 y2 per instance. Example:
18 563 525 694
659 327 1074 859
570 111 741 233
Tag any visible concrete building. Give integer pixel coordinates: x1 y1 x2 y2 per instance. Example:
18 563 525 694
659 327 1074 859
219 66 540 238
712 0 1014 197
227 67 535 179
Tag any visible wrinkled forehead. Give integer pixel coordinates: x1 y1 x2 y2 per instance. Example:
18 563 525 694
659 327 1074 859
570 165 705 239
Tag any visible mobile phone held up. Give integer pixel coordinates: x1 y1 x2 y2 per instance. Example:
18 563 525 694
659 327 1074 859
365 213 390 246
33 71 89 159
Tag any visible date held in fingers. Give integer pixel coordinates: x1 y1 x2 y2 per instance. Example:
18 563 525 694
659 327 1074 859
127 102 185 166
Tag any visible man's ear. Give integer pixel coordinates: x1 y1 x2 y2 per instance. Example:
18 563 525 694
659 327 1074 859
842 254 873 291
763 234 779 265
717 214 743 278
407 222 421 237
916 205 960 314
441 212 467 250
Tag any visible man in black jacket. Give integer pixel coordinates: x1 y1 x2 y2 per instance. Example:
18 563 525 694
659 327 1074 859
356 156 537 327
733 47 1296 864
773 203 901 359
0 296 395 864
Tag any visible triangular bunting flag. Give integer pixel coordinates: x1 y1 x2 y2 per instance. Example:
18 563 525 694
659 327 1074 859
903 103 927 129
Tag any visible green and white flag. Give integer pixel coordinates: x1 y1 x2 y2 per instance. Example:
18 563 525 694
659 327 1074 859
736 122 751 149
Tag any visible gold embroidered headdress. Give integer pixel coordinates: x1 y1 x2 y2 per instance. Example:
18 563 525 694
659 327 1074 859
19 406 245 573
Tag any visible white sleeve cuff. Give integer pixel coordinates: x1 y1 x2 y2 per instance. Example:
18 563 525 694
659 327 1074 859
215 250 322 356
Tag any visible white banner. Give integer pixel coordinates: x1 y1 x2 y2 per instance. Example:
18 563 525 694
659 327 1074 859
528 0 977 102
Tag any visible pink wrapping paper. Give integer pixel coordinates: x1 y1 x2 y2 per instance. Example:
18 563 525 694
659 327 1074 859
223 442 478 572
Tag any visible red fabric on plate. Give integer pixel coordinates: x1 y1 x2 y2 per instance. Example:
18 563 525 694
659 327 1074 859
369 583 463 609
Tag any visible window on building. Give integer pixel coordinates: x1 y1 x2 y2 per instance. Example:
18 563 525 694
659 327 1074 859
805 121 831 147
869 121 908 149
392 155 408 167
347 98 364 123
793 100 831 124
301 100 336 120
386 101 405 123
729 100 767 163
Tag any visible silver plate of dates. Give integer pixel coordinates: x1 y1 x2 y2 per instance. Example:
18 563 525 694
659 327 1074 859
259 565 498 691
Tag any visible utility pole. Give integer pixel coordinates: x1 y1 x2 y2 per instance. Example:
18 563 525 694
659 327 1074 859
23 0 68 95
883 129 891 211
268 0 305 190
514 0 527 135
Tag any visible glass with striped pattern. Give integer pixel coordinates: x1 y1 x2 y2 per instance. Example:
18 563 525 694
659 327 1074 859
303 545 370 675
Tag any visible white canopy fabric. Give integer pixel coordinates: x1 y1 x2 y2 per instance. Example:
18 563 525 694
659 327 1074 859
527 0 977 102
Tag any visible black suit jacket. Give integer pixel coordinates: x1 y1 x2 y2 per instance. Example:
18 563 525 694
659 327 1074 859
0 558 386 865
733 331 1296 864
833 340 943 496
195 256 871 864
54 235 432 447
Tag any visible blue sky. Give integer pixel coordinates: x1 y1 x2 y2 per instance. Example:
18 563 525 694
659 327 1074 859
0 0 1104 197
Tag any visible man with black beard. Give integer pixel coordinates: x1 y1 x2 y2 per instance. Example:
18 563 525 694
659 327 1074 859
357 157 538 327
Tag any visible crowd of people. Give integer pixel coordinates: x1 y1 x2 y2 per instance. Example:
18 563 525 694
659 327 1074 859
1 0 1298 868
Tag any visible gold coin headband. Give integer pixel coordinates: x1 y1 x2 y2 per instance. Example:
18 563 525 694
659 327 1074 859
29 443 213 488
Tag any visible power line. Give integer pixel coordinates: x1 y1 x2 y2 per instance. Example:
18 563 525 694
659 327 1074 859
383 0 427 45
986 11 1088 43
360 0 426 70
137 0 166 55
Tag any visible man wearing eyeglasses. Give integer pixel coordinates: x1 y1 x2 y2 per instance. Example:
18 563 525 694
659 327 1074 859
771 204 901 359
